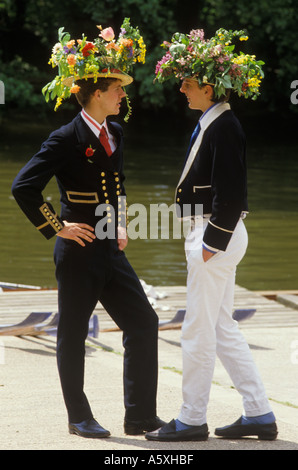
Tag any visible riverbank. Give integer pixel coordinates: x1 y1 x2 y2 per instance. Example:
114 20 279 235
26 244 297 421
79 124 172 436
0 284 298 451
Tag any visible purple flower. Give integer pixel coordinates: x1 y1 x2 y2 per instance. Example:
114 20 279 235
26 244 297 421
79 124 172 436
63 45 77 54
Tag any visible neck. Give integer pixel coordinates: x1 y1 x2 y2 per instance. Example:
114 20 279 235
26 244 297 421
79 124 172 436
84 104 106 125
201 101 216 113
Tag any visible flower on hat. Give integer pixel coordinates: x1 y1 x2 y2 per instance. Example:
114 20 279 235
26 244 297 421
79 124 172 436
155 28 265 100
70 85 80 94
99 27 115 42
42 17 146 113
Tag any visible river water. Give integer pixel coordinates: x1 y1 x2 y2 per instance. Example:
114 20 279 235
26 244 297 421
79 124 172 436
1 112 297 291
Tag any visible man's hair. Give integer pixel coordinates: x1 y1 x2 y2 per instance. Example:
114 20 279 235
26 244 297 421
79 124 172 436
75 77 119 107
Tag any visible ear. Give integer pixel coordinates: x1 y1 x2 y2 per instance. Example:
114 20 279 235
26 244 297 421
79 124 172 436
205 85 213 97
93 89 102 101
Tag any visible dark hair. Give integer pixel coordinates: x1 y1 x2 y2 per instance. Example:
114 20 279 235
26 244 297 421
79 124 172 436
75 77 119 107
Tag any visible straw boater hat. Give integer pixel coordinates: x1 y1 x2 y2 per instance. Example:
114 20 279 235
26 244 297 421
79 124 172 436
42 17 146 115
155 27 264 100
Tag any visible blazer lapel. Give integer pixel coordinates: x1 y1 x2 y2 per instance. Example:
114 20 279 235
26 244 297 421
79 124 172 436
177 103 231 187
74 114 114 170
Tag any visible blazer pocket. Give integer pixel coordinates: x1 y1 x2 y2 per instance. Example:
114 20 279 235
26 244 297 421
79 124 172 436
66 191 99 203
193 185 211 192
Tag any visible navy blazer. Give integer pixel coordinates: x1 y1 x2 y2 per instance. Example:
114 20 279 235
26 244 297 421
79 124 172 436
176 109 248 251
12 113 126 239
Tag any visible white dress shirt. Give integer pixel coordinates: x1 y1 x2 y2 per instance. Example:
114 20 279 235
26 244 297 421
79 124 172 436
81 108 116 154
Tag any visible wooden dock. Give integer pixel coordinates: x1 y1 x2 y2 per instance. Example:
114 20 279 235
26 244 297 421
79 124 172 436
0 283 297 334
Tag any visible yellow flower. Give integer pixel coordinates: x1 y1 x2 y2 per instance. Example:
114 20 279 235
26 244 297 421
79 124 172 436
138 37 146 63
248 76 262 88
54 97 63 111
240 36 249 41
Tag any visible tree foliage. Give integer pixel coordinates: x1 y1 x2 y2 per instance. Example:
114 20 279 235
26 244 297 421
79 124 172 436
1 0 297 116
201 0 298 114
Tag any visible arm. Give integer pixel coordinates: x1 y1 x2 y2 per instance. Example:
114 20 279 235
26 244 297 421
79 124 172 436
203 118 247 252
12 131 95 246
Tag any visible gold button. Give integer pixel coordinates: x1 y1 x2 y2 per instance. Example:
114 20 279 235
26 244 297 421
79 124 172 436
107 218 112 223
104 192 108 197
102 179 106 184
106 206 111 211
115 177 119 182
116 191 120 195
101 172 105 177
178 188 182 193
116 184 120 189
105 199 109 204
114 172 118 175
176 198 180 202
102 186 106 190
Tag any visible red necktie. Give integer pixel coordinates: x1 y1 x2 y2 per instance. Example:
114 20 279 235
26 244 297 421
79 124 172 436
99 126 112 157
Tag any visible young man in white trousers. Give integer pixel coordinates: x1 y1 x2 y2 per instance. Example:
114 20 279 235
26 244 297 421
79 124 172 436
146 28 277 442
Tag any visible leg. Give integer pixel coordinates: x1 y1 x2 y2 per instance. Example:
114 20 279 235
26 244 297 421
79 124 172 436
178 219 249 426
178 245 230 425
54 239 104 423
99 250 159 422
216 270 272 417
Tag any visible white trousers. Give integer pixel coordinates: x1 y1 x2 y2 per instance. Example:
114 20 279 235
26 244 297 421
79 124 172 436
178 218 272 426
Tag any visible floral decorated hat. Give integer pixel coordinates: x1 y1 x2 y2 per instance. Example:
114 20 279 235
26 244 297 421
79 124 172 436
42 17 146 112
155 28 265 100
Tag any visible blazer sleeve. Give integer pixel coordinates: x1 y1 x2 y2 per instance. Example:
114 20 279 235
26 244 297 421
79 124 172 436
203 118 247 251
11 130 68 240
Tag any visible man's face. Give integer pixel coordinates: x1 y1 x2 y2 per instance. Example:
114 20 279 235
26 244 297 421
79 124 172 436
98 80 126 116
180 79 209 111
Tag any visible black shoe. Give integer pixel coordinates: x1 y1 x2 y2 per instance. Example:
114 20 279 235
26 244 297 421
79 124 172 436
69 418 110 438
215 417 278 440
124 416 166 435
145 419 209 442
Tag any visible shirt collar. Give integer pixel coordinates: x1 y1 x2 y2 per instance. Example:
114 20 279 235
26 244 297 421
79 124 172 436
199 102 220 122
81 108 108 138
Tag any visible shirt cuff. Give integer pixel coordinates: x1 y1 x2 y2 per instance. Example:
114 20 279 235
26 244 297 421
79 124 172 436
202 242 219 254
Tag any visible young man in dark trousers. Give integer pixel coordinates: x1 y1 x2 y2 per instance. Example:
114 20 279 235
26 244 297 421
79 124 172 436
12 21 165 438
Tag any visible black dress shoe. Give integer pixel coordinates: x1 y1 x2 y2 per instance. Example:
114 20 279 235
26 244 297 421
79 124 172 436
69 418 110 438
215 417 278 440
145 419 209 442
124 416 166 435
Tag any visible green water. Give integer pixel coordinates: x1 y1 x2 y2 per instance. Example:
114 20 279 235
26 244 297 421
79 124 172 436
1 115 298 291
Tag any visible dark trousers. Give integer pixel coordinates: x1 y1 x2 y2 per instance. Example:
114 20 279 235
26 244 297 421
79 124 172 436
54 236 158 423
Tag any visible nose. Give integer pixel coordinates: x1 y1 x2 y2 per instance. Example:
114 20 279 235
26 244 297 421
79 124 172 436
180 82 186 94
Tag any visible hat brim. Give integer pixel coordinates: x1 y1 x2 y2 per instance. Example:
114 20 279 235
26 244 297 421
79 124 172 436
63 72 133 88
183 77 215 86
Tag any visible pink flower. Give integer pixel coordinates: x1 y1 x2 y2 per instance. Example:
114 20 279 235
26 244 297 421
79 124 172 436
99 27 115 42
155 52 173 74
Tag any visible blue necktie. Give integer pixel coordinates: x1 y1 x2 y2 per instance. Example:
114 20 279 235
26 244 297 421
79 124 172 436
184 121 201 166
